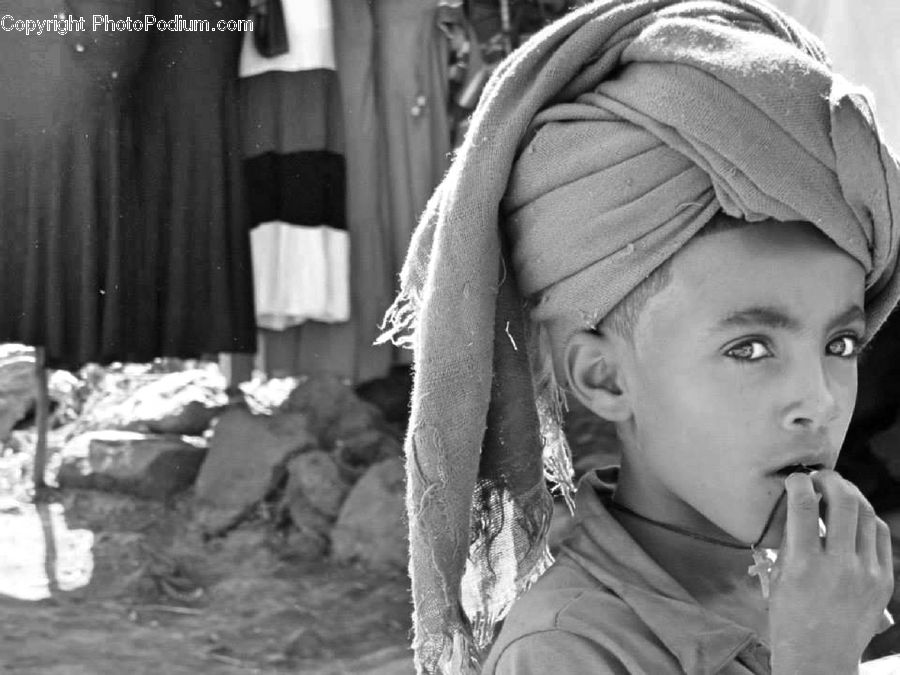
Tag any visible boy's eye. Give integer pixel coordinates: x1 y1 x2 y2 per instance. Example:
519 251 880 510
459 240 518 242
826 335 861 358
725 340 772 361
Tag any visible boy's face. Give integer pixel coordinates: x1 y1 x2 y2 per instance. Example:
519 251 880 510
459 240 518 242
617 220 866 548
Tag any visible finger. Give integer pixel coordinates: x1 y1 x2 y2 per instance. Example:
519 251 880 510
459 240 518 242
875 517 892 571
855 499 877 560
812 470 859 555
784 472 821 553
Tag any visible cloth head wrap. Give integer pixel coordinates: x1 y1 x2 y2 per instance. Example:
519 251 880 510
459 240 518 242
378 1 900 673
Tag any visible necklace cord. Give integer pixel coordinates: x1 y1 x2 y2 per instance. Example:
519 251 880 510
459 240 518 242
609 467 815 552
752 489 787 550
609 477 800 553
607 500 750 550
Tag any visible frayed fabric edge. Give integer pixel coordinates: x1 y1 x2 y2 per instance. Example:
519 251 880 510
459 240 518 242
376 286 420 348
428 542 554 674
467 541 555 651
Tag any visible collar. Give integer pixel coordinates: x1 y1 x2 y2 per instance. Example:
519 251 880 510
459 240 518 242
559 467 761 675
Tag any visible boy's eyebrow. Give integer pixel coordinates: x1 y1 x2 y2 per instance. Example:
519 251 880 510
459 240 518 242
713 304 865 333
715 306 800 332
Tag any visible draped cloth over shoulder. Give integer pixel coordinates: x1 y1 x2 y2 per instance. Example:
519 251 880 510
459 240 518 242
378 1 900 672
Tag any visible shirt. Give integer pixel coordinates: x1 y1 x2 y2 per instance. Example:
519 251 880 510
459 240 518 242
483 468 772 675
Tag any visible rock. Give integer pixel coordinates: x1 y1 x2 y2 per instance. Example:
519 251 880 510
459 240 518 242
193 407 318 534
283 522 330 561
81 531 150 599
148 398 224 436
48 369 86 425
0 344 33 360
324 405 382 448
355 365 413 426
331 457 407 569
281 375 381 446
107 369 227 435
333 430 402 483
74 368 227 436
284 450 350 521
280 451 350 560
57 431 208 499
240 376 301 415
0 353 36 444
60 490 168 533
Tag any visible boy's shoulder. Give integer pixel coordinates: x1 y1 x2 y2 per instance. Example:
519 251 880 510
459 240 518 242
481 470 766 674
481 554 681 674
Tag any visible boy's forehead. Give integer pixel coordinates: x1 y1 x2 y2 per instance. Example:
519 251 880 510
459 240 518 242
639 220 866 334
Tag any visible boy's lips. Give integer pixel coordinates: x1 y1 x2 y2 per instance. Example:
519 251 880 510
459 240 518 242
767 454 830 478
770 462 824 477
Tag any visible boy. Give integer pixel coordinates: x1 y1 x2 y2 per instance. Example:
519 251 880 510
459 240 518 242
485 214 895 673
378 0 900 673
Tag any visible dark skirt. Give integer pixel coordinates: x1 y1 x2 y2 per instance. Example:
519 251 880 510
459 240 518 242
123 0 257 361
0 0 257 369
0 0 153 369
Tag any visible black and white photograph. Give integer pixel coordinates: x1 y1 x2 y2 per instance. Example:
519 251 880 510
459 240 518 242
1 1 899 673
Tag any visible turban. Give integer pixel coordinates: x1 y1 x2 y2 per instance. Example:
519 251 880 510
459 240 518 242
378 1 900 673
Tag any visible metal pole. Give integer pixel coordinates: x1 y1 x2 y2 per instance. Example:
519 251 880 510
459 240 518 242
33 347 49 491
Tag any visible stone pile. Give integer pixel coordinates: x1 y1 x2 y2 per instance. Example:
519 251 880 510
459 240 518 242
43 368 408 570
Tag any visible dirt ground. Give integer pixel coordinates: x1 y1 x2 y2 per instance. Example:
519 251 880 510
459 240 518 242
0 362 420 674
0 488 415 675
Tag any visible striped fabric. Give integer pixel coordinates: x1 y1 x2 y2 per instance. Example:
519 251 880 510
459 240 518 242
239 0 349 331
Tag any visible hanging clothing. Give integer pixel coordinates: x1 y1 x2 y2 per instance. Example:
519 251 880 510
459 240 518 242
250 224 350 329
373 0 453 273
253 0 399 382
238 0 452 382
121 0 257 362
0 0 153 369
329 0 396 382
240 0 350 331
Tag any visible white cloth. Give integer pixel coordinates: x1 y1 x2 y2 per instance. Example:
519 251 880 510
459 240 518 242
251 223 350 330
239 0 336 77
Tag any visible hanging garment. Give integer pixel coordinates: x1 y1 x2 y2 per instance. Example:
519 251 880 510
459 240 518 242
121 0 258 362
254 0 453 381
330 0 396 382
240 0 350 332
0 0 153 369
250 224 350 329
373 0 453 273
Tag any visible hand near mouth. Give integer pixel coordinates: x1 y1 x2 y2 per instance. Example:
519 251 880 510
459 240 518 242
767 470 894 675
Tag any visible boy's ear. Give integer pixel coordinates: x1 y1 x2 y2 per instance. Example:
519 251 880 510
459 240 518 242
564 331 632 422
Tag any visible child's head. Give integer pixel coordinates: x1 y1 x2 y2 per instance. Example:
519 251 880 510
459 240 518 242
561 213 866 547
383 2 900 667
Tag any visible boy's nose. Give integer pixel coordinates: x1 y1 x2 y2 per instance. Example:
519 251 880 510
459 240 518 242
781 358 841 431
